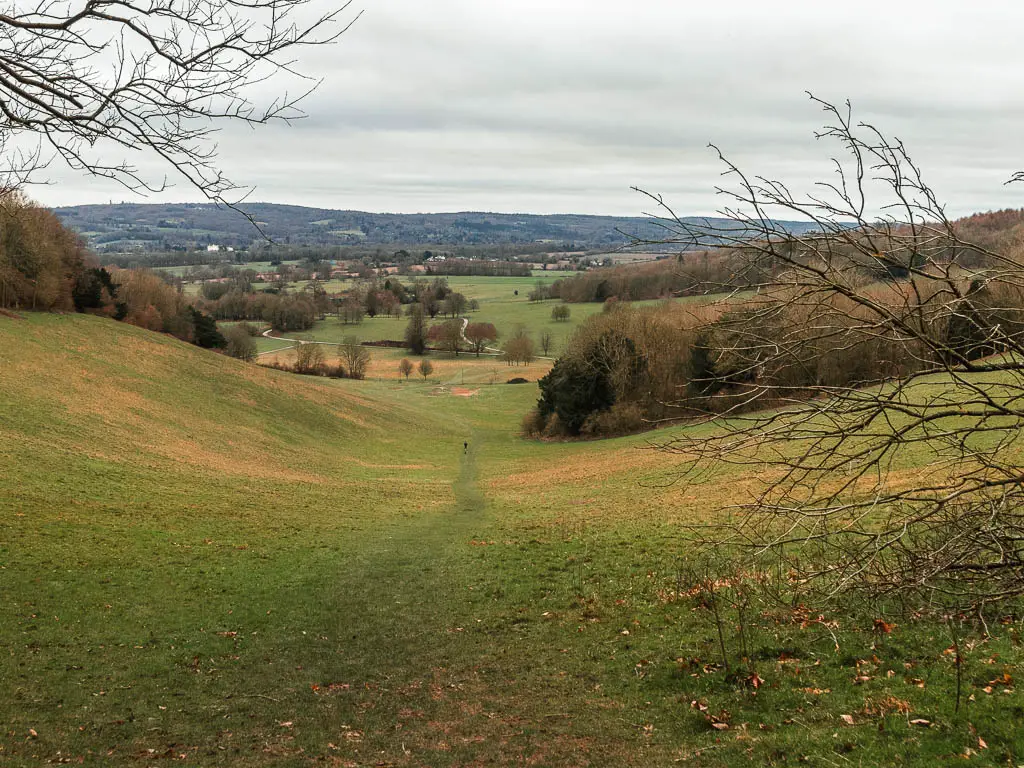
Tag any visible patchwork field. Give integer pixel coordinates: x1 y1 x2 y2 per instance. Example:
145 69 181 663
2 313 1022 766
245 274 601 356
240 275 733 372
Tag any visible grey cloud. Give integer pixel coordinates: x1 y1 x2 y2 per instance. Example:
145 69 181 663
33 0 1024 217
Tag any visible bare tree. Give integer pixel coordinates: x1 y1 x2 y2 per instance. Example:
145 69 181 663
428 319 462 356
338 335 369 379
539 329 553 356
444 291 467 318
404 303 427 355
502 328 535 367
225 324 257 362
417 358 433 381
645 95 1024 615
551 304 571 322
292 342 324 375
0 0 359 206
465 321 497 356
398 357 413 380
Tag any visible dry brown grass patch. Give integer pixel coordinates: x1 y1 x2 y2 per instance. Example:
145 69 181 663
490 446 667 492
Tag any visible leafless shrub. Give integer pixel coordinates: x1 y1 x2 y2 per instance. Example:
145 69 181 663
293 343 325 376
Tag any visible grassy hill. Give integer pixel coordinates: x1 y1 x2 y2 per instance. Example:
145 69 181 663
2 313 1022 765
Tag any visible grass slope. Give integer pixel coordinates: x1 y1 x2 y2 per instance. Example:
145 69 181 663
2 314 1023 766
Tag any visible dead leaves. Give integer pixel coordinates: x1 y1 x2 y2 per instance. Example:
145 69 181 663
311 682 350 694
981 673 1015 695
872 619 897 634
136 747 190 761
691 701 732 731
989 672 1013 687
861 695 910 717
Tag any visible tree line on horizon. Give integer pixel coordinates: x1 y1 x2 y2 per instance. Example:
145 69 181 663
531 209 1024 306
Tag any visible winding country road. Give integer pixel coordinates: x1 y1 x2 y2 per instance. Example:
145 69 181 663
257 326 336 356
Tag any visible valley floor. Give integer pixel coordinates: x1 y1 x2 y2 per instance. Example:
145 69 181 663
2 314 1022 766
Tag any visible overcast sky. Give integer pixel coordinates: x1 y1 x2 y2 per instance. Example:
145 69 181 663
33 0 1024 217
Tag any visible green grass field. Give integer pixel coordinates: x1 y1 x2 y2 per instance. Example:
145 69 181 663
2 313 1022 766
252 275 704 357
243 275 583 352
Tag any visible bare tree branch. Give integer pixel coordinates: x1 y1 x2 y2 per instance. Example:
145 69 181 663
0 0 360 225
639 94 1024 614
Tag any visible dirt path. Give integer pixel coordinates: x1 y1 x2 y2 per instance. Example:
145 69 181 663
313 431 646 765
322 435 493 724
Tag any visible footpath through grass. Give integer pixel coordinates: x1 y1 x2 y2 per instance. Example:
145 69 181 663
2 314 1023 765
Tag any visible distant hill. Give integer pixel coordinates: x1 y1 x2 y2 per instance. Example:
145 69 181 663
54 202 821 253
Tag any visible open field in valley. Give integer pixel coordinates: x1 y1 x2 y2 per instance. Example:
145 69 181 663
239 275 729 361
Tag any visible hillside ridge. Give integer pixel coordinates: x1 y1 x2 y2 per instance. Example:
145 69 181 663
54 201 821 252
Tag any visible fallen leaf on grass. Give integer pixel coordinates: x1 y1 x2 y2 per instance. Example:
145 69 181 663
706 710 732 731
840 714 854 725
311 682 350 694
909 719 931 727
861 695 911 717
